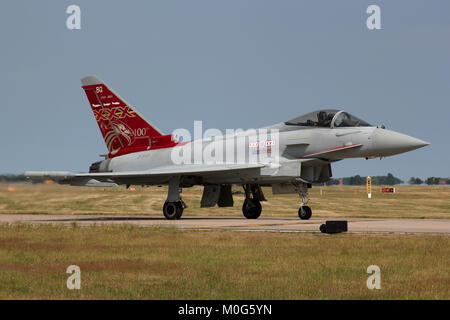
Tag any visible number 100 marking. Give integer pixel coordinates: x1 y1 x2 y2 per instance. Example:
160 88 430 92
134 128 147 136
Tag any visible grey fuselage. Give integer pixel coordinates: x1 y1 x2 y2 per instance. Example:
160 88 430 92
92 117 428 187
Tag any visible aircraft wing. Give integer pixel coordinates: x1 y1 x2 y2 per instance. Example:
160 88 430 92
25 163 264 186
25 171 118 187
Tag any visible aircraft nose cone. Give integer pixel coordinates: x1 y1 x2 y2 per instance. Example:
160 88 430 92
371 128 429 156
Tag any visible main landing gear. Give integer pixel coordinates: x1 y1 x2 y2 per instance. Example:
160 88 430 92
163 201 184 220
296 182 312 220
242 184 266 219
160 178 313 221
163 176 186 220
242 198 262 219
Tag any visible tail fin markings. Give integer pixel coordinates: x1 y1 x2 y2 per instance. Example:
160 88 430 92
81 76 177 158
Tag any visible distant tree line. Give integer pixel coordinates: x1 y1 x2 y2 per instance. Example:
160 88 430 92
347 173 402 185
320 173 403 186
408 177 423 185
410 177 450 185
321 174 450 186
0 174 27 182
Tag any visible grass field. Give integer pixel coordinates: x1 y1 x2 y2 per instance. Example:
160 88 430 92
0 224 449 299
0 183 449 299
1 183 449 219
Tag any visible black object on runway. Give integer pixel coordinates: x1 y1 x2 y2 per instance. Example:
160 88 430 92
320 221 348 234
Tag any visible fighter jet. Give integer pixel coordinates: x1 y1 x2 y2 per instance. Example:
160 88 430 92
26 76 429 220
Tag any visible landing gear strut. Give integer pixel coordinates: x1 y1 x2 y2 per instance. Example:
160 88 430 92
295 182 312 220
242 184 265 219
163 176 186 220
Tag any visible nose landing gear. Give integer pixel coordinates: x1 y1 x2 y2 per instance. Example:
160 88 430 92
295 182 312 220
298 205 312 220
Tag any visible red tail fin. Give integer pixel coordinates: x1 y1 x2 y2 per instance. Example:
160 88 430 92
81 76 176 158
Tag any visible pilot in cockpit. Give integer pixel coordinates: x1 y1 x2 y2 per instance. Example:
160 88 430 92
283 109 371 128
317 111 334 127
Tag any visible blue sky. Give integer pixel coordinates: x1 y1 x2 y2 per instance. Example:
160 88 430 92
0 1 449 181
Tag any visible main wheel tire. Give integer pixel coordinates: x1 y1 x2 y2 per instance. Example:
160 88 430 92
298 205 312 220
242 198 262 219
163 201 183 220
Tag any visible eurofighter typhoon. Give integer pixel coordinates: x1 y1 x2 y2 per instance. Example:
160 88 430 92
26 76 429 220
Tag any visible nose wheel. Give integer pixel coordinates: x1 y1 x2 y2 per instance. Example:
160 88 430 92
298 205 312 220
295 182 312 220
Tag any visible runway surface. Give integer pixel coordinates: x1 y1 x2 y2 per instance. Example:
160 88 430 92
1 214 449 234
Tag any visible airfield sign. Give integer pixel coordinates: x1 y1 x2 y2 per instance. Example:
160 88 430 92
367 176 372 199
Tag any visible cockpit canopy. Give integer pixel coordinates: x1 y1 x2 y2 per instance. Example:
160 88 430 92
284 109 372 128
